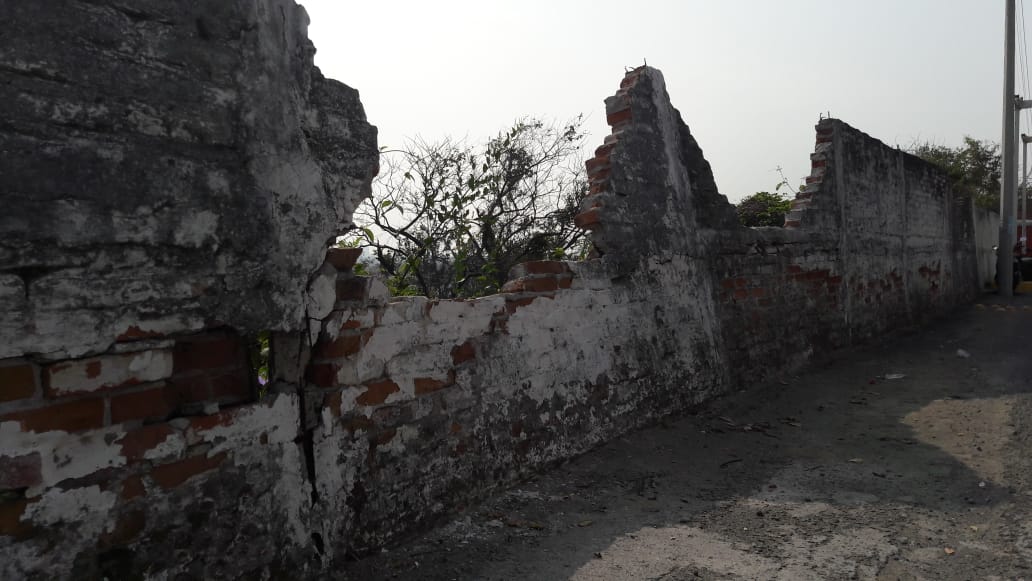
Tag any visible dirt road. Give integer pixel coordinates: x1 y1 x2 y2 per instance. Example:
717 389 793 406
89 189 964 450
341 295 1032 580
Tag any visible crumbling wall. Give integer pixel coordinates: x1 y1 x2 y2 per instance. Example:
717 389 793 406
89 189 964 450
0 1 376 578
300 68 982 561
0 0 377 360
0 45 983 580
716 119 981 386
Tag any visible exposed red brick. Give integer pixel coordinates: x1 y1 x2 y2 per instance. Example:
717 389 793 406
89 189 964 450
189 410 235 432
165 374 212 407
372 428 397 446
325 247 363 271
173 334 243 373
1 399 104 433
42 351 174 399
505 295 548 313
750 288 766 298
314 333 364 360
306 363 339 388
585 195 604 209
574 208 602 230
811 159 827 169
587 166 611 182
414 371 455 396
733 289 749 300
120 475 146 500
110 386 173 424
0 498 32 539
787 265 804 274
357 379 400 406
336 278 368 302
606 108 632 127
620 69 643 88
115 325 165 342
720 279 736 290
322 391 343 418
734 278 748 288
150 452 227 490
558 275 573 290
340 319 363 330
120 424 176 462
451 341 476 365
585 156 610 175
784 220 801 228
83 361 102 379
0 364 35 403
594 142 615 161
343 415 374 434
0 453 42 490
520 261 570 276
500 280 523 293
210 371 252 403
450 422 462 434
525 277 560 293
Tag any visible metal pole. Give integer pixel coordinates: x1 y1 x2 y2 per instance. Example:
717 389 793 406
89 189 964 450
1000 0 1017 296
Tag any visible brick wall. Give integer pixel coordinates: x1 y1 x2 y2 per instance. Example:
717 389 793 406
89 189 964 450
716 119 981 386
0 0 375 577
0 58 986 579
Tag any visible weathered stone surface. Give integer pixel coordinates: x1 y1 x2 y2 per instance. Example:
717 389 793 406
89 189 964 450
582 67 738 273
303 68 988 562
0 55 991 581
0 0 378 359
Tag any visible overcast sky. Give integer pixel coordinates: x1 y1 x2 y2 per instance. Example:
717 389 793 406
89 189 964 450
301 0 1012 202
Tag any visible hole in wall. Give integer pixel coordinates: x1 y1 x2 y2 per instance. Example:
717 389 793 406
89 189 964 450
311 532 325 556
248 330 272 398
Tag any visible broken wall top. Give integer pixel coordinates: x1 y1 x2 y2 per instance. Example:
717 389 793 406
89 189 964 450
577 66 738 273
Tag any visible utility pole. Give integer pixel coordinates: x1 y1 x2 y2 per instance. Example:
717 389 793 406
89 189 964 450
1000 0 1018 296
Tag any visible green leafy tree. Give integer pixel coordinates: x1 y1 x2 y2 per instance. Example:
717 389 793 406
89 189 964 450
909 137 1001 209
736 191 792 227
346 117 588 299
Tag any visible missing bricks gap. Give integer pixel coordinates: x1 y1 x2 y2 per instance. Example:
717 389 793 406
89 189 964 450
248 330 272 398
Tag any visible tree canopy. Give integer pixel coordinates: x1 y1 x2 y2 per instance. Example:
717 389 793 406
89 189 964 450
736 191 792 227
345 117 588 299
909 137 1001 209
